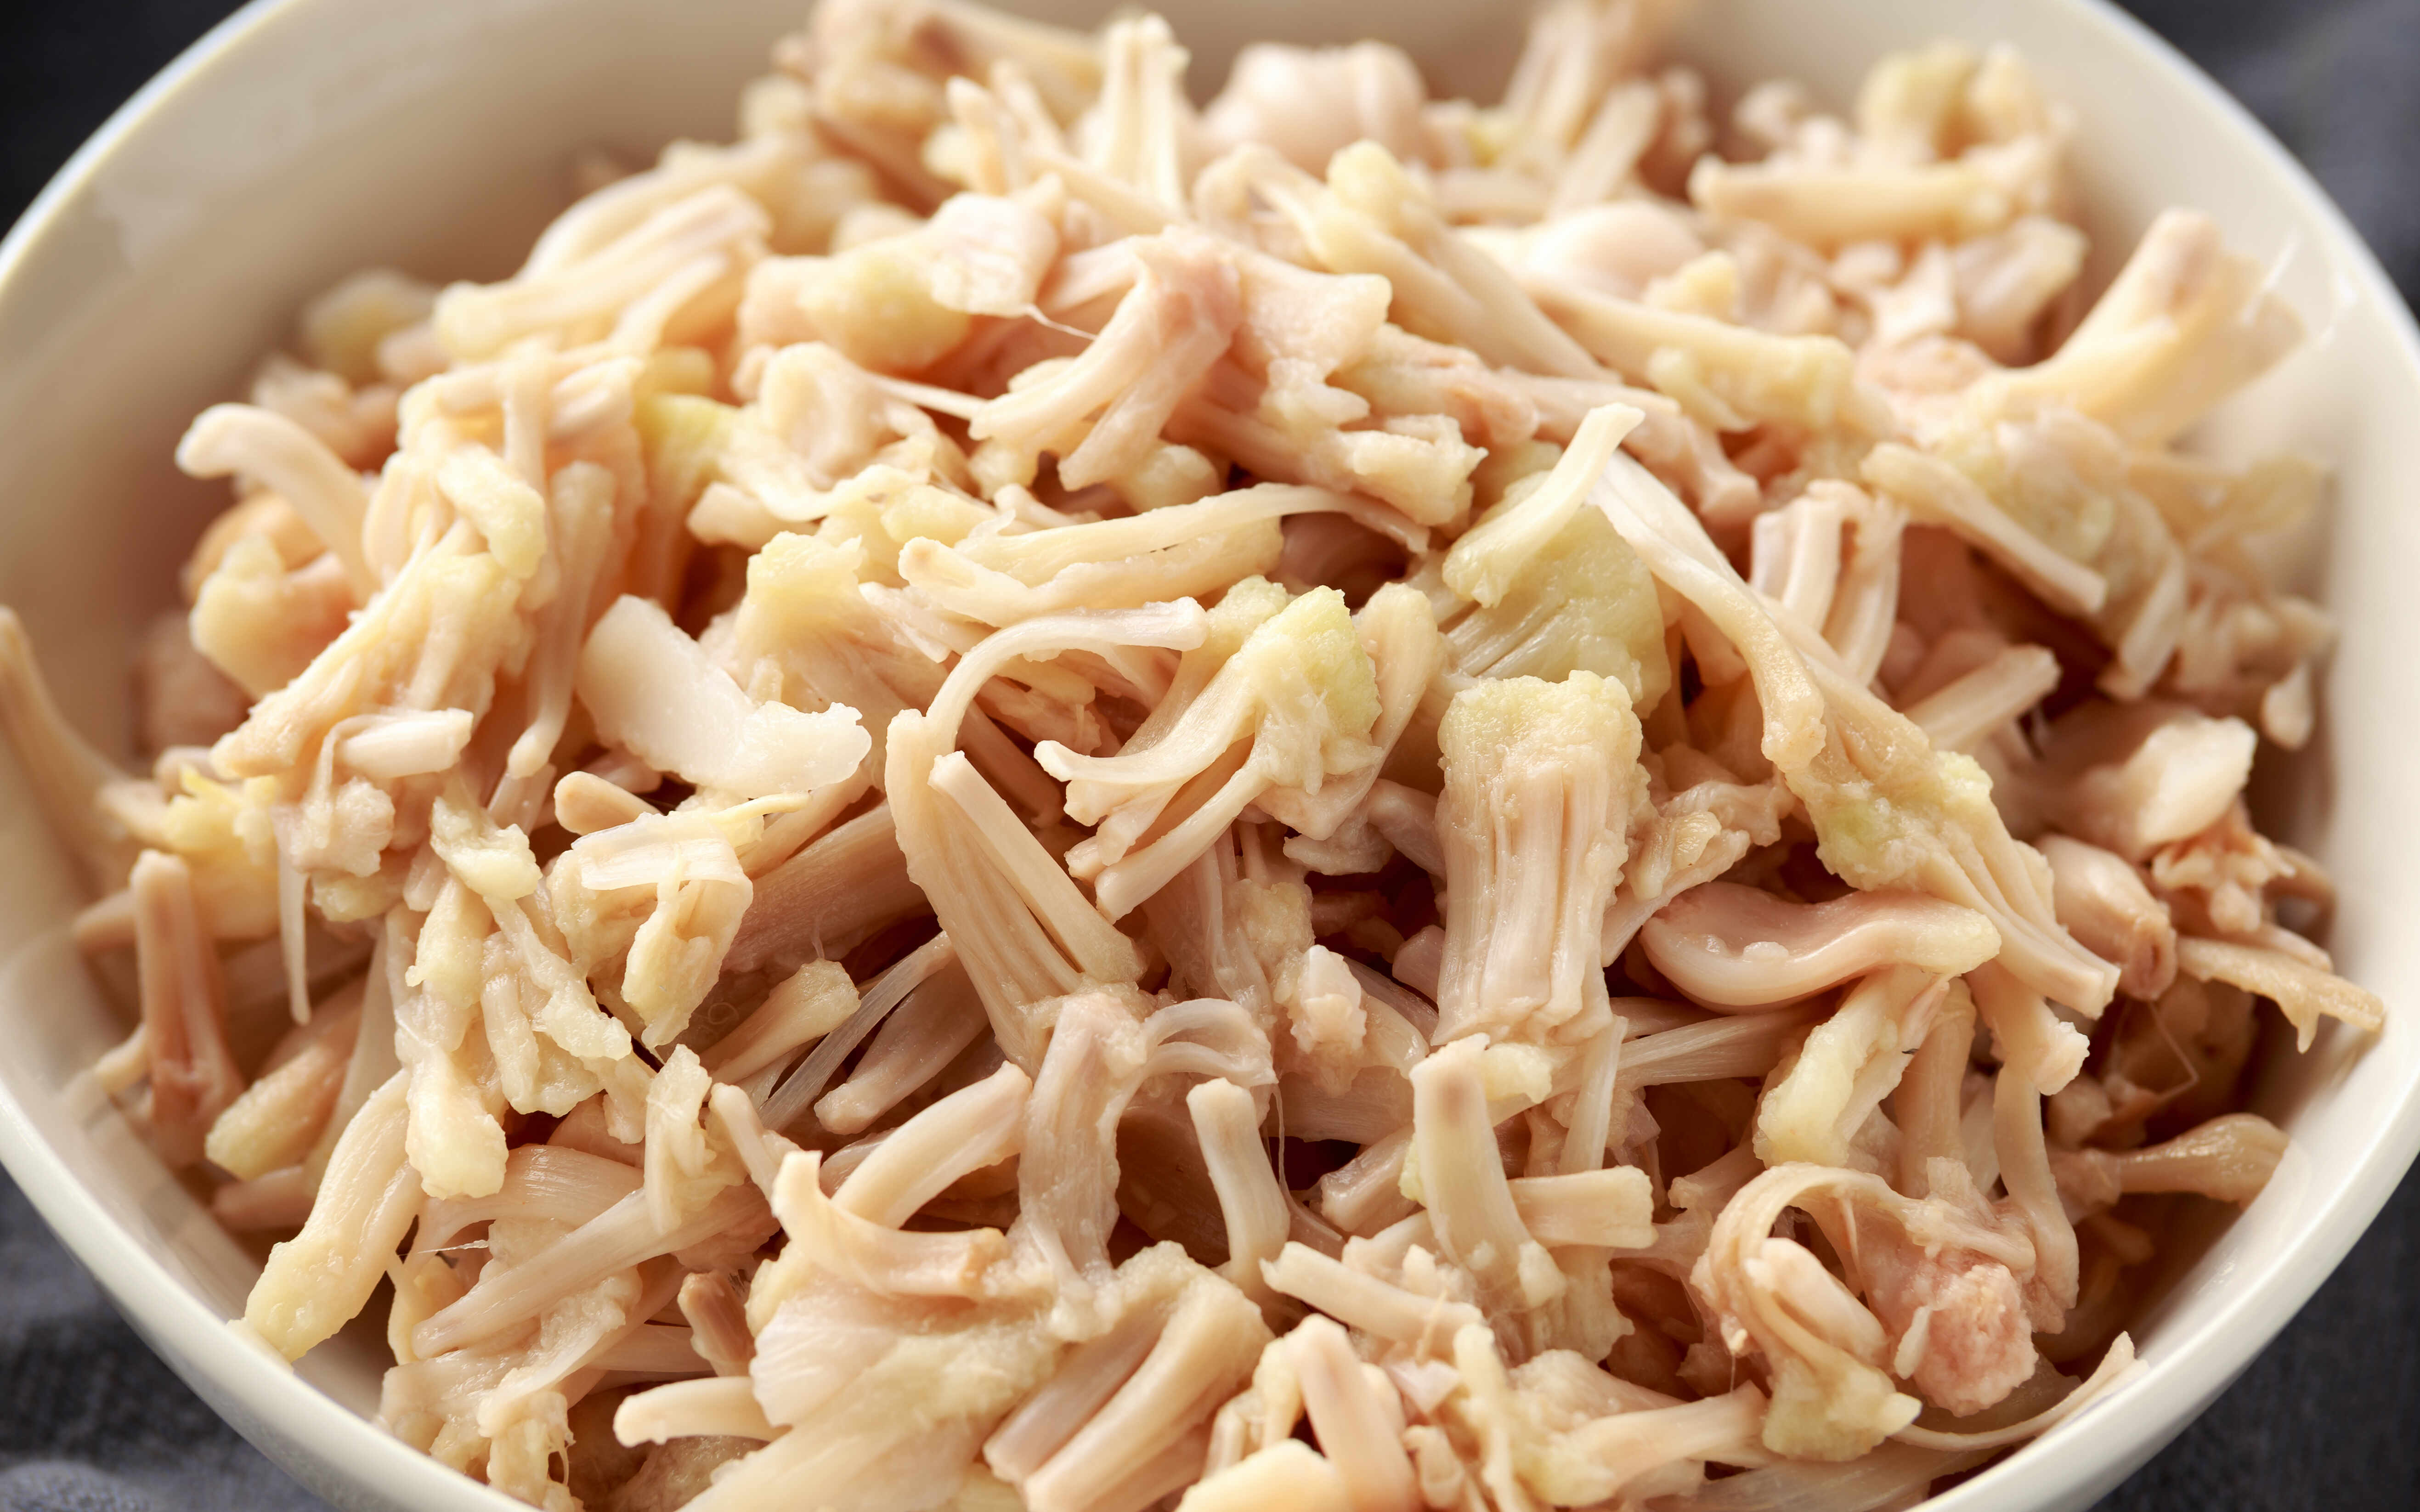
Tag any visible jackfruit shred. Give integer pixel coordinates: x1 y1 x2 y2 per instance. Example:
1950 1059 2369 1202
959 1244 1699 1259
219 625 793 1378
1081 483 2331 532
0 3 2382 1510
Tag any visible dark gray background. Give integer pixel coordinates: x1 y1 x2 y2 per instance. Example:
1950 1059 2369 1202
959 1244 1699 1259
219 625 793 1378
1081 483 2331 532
0 2 2413 1509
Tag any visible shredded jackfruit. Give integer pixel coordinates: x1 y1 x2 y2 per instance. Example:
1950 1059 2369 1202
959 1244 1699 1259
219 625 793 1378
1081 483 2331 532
4 5 2377 1510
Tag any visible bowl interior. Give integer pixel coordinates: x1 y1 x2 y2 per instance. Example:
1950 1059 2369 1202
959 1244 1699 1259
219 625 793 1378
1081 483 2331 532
0 2 2414 1510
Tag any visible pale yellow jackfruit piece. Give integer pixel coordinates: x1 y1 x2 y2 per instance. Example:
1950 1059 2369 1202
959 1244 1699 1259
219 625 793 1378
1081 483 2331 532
435 184 768 361
971 228 1241 493
395 883 509 1202
1435 424 1671 712
98 768 276 943
799 236 976 374
1979 209 2300 449
210 525 529 782
631 390 736 601
1434 671 1642 1046
245 1071 423 1360
688 344 977 549
190 536 356 698
1038 583 1382 920
1690 136 2062 249
301 269 438 386
577 594 870 803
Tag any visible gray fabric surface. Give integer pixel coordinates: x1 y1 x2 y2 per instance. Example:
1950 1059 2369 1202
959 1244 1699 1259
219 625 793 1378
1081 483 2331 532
0 1 2414 1509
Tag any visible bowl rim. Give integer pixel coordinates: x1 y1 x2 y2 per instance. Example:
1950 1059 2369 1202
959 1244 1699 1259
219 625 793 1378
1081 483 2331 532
0 0 2415 1509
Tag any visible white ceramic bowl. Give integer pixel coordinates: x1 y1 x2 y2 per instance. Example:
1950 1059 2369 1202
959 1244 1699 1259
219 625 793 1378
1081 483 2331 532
0 0 2413 1508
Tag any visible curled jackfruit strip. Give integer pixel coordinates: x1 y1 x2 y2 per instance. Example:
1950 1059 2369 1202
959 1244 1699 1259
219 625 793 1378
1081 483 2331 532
1669 1442 1993 1510
1993 1059 2079 1325
1978 209 2301 448
2175 935 2383 1051
1892 1334 2145 1453
772 1147 1008 1298
1594 450 2118 1014
2050 1111 2290 1211
1187 1078 1289 1309
1695 1166 1922 1462
833 1060 1030 1227
1720 1156 2047 1442
177 404 376 598
1967 958 2091 1094
1640 883 1998 1010
702 962 857 1089
2039 835 2176 1001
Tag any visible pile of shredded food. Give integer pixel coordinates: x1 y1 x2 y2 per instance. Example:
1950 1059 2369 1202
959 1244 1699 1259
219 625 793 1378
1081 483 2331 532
0 0 2388 1507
